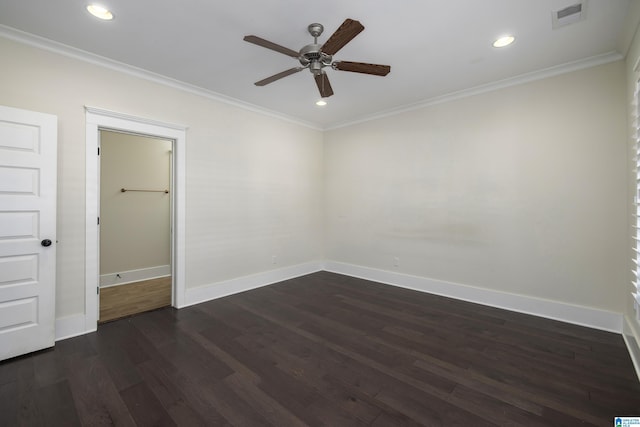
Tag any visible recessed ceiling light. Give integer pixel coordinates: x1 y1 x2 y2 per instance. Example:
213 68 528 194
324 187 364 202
493 35 515 48
316 100 327 106
87 4 114 20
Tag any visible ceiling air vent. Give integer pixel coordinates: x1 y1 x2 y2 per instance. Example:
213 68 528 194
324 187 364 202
552 2 585 29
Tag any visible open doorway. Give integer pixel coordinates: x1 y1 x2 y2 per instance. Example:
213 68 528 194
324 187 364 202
98 130 173 322
85 106 186 332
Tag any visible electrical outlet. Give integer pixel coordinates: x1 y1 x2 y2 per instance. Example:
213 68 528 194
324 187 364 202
393 257 400 267
272 255 277 265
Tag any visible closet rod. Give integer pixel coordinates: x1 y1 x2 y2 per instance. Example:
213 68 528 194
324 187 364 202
121 188 169 194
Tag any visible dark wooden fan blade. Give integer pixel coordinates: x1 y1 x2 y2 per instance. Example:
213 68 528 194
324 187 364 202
334 61 391 76
255 67 304 86
321 19 365 55
314 73 334 97
243 35 299 58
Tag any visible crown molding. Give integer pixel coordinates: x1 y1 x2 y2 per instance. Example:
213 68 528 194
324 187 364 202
326 51 624 131
0 24 623 132
0 24 322 131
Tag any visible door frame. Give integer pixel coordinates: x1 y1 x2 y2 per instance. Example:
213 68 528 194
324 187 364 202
85 107 186 330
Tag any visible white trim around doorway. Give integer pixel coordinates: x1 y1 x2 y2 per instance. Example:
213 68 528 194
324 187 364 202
85 107 187 333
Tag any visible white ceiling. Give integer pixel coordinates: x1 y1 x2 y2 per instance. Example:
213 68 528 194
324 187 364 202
0 0 632 128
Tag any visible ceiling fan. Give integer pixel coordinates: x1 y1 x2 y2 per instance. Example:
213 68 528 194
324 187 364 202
243 19 391 98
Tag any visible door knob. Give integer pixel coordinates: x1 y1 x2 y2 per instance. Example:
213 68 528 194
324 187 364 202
41 239 52 247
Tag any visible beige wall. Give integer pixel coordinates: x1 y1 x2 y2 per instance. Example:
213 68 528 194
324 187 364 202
0 32 631 326
325 61 627 313
0 37 324 319
99 131 172 275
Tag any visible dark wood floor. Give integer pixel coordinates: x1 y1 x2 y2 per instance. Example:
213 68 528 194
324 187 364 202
1 271 639 426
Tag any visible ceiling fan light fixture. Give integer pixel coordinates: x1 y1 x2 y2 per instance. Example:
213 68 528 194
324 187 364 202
315 100 327 106
87 4 114 20
493 35 515 48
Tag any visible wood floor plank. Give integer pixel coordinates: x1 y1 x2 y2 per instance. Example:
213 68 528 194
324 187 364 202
93 330 145 391
151 361 231 425
374 384 496 426
120 382 176 426
0 381 21 427
1 271 639 425
224 372 310 427
136 360 209 426
100 276 172 323
231 297 508 424
202 379 272 427
235 328 385 424
65 354 137 426
33 379 82 426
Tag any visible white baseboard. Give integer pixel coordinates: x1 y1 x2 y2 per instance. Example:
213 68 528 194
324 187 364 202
623 316 640 382
100 265 171 287
324 261 623 333
55 260 626 346
182 262 324 308
55 313 89 341
53 262 323 342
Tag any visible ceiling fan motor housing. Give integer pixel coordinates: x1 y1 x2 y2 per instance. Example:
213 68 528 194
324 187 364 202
299 44 332 74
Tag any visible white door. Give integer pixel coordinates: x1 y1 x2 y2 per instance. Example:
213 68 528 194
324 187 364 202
0 105 57 361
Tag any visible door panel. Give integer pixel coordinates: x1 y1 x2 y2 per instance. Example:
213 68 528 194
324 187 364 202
0 105 57 361
0 211 39 239
0 166 40 194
